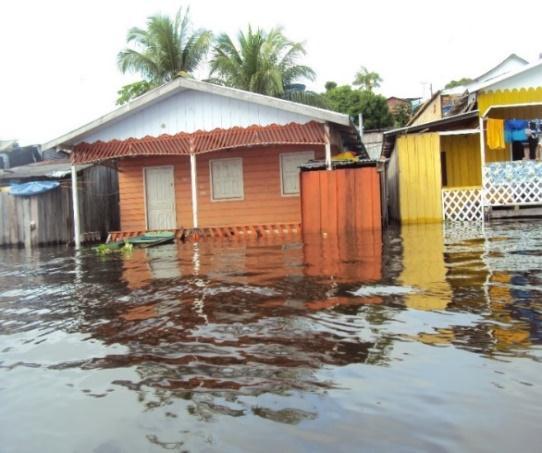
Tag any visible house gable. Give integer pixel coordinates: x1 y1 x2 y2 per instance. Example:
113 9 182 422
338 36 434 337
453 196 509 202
43 78 350 150
482 62 542 92
408 92 442 126
473 53 528 84
78 89 316 144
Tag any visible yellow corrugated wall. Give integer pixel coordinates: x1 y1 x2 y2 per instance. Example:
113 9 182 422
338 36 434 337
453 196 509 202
442 135 481 187
397 133 442 223
442 134 508 188
478 87 542 117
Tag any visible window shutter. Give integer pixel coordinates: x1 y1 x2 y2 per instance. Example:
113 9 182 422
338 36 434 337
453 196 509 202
281 151 315 195
211 158 244 200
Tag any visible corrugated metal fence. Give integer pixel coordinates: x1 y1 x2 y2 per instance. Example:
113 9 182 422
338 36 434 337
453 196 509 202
300 167 382 235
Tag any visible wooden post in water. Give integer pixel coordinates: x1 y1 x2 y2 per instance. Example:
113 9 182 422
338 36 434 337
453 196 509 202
324 123 332 171
71 164 81 249
479 116 486 222
190 153 199 229
23 197 32 249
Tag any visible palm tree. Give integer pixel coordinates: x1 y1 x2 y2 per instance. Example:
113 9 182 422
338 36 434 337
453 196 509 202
208 26 315 97
116 7 212 103
353 66 382 92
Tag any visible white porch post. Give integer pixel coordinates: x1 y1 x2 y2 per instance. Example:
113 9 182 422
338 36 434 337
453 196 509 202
71 164 81 249
190 153 199 228
324 123 332 171
479 116 487 220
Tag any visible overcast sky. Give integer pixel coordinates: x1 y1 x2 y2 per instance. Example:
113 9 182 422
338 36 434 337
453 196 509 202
1 0 542 145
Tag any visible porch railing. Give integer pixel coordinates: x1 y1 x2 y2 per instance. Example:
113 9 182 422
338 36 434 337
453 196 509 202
484 160 542 207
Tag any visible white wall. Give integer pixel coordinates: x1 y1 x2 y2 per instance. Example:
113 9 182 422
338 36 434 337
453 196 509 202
78 89 315 144
487 65 542 91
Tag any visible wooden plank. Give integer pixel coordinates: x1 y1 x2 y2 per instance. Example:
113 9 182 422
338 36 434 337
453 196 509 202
0 193 5 246
335 169 347 236
300 171 321 234
30 196 39 247
318 171 329 234
371 169 382 230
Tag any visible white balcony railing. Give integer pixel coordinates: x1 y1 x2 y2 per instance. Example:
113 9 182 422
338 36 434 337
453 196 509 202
484 160 542 207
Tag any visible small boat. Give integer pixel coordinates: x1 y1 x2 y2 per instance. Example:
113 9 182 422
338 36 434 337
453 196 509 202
101 231 175 250
126 231 176 248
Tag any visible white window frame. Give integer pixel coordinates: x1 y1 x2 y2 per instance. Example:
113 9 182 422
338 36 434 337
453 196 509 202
209 157 244 202
280 151 315 197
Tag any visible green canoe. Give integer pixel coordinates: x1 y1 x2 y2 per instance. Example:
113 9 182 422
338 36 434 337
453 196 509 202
103 231 176 250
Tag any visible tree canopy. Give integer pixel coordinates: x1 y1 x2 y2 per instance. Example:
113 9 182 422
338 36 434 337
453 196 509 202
115 81 153 106
444 77 473 89
390 102 412 127
114 12 398 126
353 66 383 92
208 26 315 96
324 84 393 130
116 7 212 104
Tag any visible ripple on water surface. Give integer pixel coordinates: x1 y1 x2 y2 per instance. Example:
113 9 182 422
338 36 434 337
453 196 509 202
1 221 542 452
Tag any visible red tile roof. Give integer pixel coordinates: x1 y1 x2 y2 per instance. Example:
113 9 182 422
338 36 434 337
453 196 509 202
73 121 326 164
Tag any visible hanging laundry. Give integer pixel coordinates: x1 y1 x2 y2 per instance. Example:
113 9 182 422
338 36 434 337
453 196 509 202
527 121 540 159
505 119 528 142
486 118 505 150
512 141 524 160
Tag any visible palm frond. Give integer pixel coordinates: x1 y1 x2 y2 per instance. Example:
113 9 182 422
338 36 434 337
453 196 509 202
209 25 315 96
117 7 211 85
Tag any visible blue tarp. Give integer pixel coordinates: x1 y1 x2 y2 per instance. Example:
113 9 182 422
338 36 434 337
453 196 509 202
9 181 60 196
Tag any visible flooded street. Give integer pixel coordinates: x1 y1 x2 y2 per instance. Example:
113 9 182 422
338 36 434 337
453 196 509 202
1 220 542 452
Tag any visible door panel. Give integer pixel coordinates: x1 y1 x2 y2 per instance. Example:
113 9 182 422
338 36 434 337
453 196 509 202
145 166 176 229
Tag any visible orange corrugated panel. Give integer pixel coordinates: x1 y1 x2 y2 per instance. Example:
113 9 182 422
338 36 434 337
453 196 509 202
371 169 382 230
300 171 321 235
301 167 381 235
320 171 339 235
73 121 326 164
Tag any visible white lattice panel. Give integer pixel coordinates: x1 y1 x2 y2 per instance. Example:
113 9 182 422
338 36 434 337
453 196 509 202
484 180 542 206
484 162 542 207
442 188 483 222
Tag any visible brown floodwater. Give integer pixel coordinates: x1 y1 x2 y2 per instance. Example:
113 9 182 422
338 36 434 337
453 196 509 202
1 221 542 452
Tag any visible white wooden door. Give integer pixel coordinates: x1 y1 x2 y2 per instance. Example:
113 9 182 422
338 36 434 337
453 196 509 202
145 166 176 229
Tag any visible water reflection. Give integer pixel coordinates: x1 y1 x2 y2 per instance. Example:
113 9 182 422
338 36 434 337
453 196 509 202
1 221 542 451
401 224 451 311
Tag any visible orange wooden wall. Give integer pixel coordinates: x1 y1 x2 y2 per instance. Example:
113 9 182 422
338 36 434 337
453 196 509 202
300 167 381 235
117 156 192 231
117 145 325 230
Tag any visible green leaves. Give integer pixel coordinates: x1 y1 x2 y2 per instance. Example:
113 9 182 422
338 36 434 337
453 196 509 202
209 26 315 97
353 66 383 92
324 85 393 130
117 7 212 86
115 80 155 106
116 10 318 106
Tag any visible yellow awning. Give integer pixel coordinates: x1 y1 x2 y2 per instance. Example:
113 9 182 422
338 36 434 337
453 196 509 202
478 87 542 119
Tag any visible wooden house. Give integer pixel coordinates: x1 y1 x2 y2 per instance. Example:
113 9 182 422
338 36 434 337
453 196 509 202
382 56 542 224
44 78 367 246
407 54 529 128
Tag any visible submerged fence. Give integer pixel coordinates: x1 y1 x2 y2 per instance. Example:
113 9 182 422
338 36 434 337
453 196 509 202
0 166 119 247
